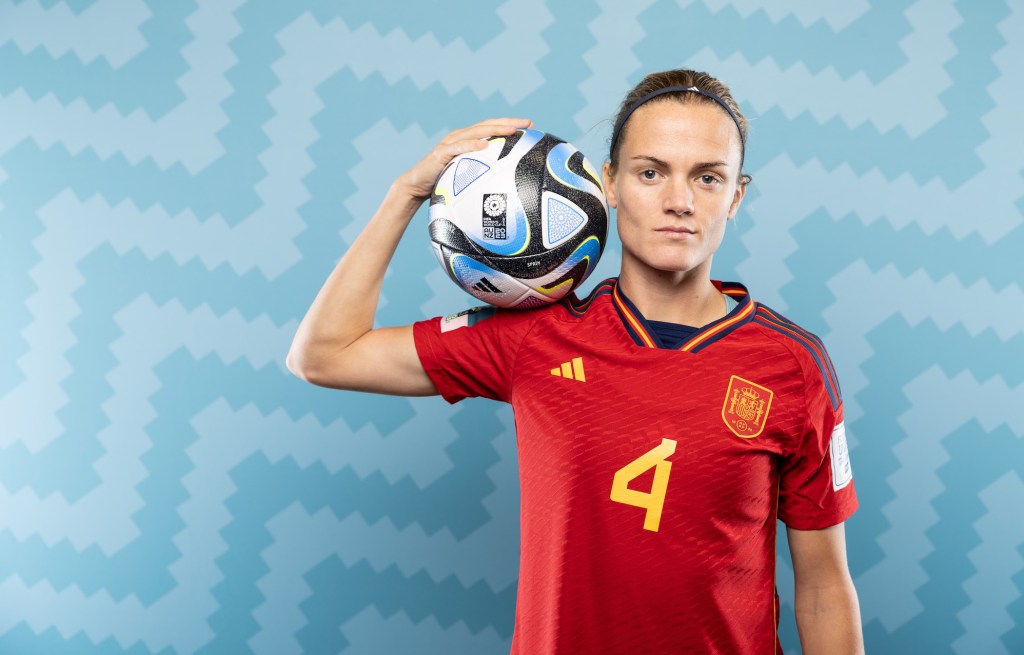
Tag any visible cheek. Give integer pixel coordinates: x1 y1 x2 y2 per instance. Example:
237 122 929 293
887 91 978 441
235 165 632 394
614 211 633 244
613 183 649 218
705 193 735 223
703 214 729 252
611 192 636 232
615 199 646 237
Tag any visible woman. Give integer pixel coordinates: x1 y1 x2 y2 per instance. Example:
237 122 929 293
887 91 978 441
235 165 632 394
288 69 864 654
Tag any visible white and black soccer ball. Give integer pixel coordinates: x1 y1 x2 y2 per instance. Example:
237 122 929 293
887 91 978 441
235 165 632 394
428 128 608 309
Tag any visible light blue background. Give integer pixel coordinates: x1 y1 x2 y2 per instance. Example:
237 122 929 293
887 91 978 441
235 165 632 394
0 1 1021 653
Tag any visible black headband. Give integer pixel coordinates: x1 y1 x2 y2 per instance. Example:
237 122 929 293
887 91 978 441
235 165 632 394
609 85 746 162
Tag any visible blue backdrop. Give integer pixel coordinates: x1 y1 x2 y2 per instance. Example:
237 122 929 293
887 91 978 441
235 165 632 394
1 1 1021 653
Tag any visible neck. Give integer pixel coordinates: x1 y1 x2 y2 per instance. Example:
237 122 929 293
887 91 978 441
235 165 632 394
617 258 725 327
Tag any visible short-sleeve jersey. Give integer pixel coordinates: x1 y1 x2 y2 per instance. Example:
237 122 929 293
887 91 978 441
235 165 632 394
413 278 857 655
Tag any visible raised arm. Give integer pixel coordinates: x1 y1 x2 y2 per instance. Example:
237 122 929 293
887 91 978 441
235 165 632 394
286 117 533 395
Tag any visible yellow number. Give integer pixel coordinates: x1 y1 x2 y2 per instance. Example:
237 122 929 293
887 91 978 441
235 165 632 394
610 438 677 532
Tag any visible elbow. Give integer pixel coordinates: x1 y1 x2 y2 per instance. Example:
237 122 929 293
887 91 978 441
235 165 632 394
286 346 316 383
286 344 348 388
285 352 305 381
286 334 371 390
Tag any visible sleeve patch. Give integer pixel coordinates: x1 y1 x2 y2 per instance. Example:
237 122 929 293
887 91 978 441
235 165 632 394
830 421 853 491
441 306 496 333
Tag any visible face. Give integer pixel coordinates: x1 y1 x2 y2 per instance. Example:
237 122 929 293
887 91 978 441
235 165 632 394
601 99 746 283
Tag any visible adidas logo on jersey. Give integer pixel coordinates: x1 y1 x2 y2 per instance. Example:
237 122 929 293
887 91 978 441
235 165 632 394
472 277 501 293
550 357 586 382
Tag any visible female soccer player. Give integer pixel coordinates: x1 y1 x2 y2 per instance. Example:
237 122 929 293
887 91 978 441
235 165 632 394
287 69 865 654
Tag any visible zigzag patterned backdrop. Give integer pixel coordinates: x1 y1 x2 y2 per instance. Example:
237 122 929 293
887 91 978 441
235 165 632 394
0 0 1021 653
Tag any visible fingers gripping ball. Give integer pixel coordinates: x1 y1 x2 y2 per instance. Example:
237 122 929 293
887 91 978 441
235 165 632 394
428 128 609 309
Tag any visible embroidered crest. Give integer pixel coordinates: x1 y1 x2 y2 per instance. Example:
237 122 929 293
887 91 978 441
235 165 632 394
722 375 774 439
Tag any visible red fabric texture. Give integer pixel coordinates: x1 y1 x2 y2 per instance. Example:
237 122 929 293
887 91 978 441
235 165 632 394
412 281 857 654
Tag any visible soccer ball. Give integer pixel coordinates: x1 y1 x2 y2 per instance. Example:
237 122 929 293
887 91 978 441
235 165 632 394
428 128 608 309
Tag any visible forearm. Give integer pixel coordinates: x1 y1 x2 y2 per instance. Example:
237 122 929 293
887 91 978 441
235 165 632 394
286 117 530 381
794 579 865 655
287 182 421 370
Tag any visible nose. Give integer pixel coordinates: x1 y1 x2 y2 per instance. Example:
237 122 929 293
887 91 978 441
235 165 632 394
664 177 694 216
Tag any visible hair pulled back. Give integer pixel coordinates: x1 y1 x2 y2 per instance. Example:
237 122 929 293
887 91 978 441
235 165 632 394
608 69 749 182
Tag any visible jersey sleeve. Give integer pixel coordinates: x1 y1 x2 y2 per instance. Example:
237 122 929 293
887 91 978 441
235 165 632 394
412 305 543 404
777 344 858 530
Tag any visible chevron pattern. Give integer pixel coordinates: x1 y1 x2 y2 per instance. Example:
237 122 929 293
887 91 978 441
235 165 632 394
0 1 1021 653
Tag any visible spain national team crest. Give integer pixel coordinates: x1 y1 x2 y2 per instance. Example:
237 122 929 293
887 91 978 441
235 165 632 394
722 375 774 439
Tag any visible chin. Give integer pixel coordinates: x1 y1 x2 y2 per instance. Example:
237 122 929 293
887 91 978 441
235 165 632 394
639 257 705 276
646 249 708 274
621 239 711 276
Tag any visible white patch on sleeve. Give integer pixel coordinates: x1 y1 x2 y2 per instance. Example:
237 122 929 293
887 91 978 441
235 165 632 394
830 421 853 491
441 312 470 333
440 306 494 333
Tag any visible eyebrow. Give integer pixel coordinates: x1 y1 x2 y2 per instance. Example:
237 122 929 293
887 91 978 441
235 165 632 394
630 155 729 170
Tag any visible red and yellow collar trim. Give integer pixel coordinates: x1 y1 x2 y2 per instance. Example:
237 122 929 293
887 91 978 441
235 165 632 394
609 278 755 352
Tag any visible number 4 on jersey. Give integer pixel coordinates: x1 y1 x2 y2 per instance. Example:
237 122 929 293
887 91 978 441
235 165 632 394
610 438 677 532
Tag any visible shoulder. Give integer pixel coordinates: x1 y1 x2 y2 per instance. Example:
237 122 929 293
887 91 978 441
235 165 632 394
749 302 843 410
442 279 617 338
432 290 576 337
557 278 617 319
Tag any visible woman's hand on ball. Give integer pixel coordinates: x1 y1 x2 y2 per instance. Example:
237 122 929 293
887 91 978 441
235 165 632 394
396 118 534 200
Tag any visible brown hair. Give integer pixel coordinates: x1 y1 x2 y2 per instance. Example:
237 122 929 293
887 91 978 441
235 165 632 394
608 69 750 182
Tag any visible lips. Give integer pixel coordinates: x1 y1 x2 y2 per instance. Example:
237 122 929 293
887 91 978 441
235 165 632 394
654 226 697 242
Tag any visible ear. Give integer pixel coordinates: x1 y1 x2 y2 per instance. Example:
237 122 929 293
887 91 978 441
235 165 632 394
726 178 747 221
602 161 618 209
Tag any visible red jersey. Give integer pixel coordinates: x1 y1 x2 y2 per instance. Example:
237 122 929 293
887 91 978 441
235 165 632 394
413 278 857 654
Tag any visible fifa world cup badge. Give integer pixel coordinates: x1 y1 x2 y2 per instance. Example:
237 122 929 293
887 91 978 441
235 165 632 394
481 193 508 240
722 375 774 438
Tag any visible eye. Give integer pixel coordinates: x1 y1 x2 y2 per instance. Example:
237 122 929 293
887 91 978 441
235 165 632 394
698 174 721 186
640 169 658 181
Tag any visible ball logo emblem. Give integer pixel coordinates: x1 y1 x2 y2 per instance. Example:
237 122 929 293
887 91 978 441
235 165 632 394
483 194 506 217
